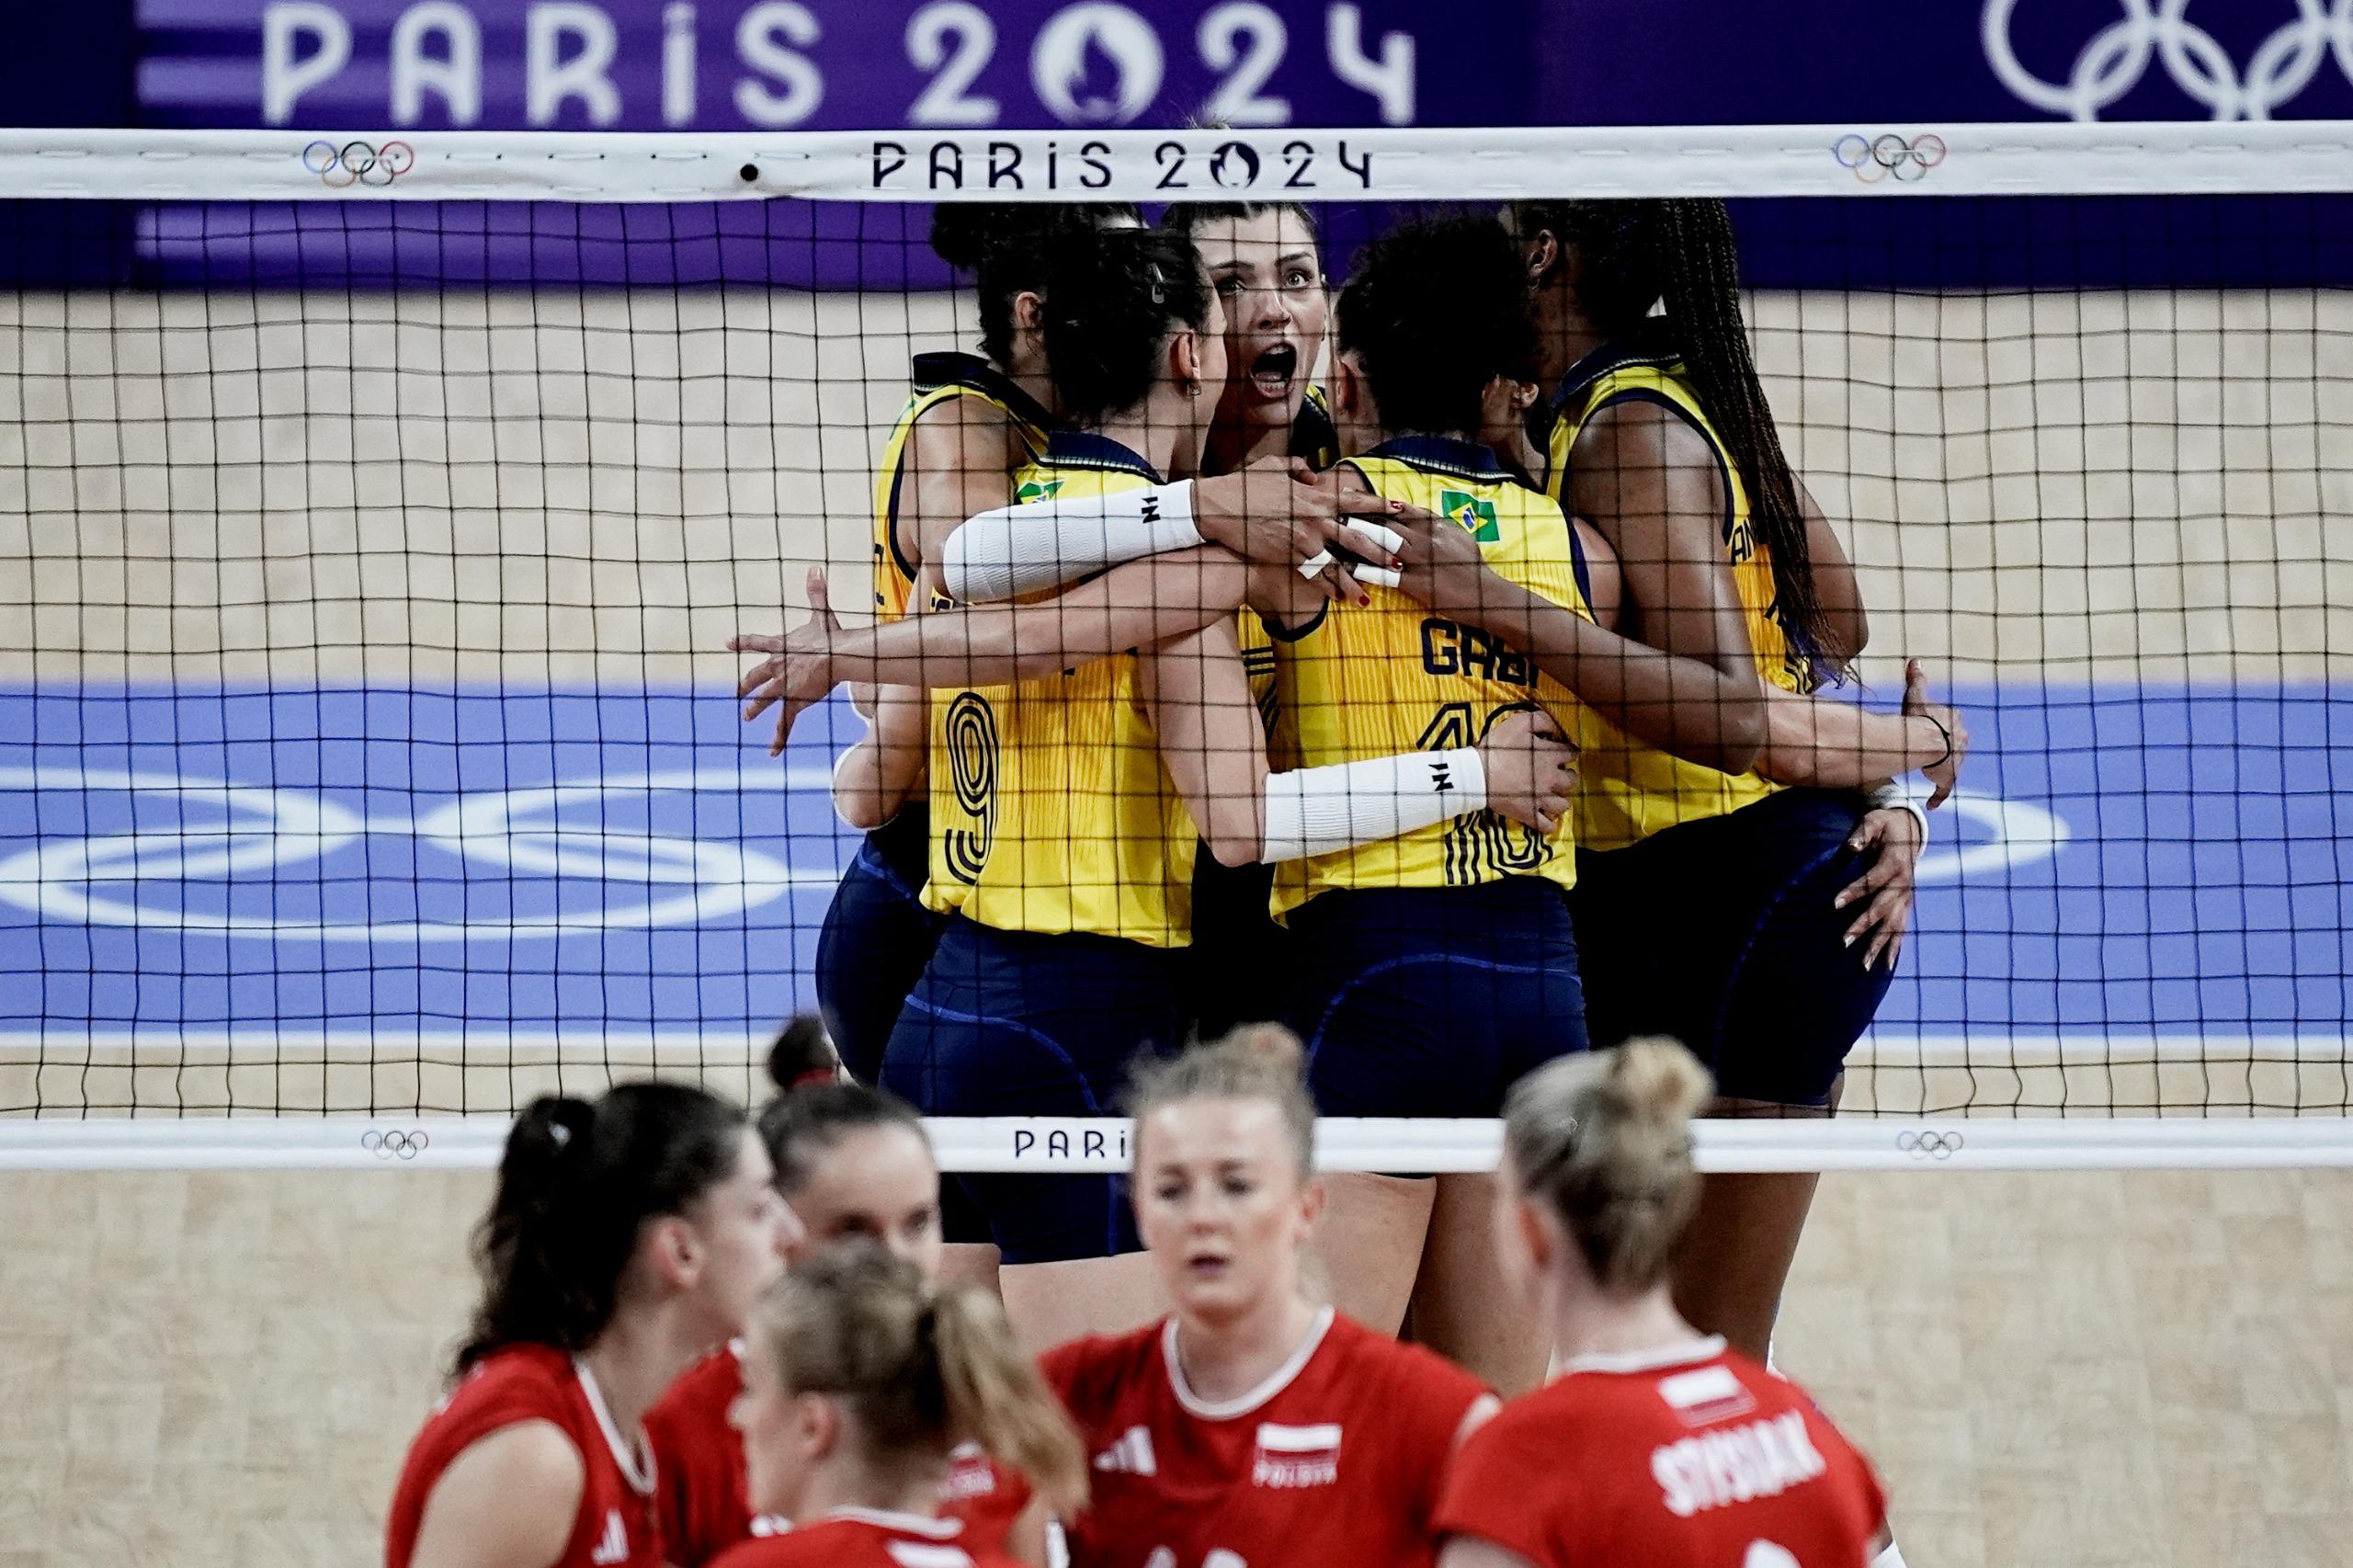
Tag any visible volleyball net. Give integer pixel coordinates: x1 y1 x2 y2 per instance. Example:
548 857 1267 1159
0 122 2346 1170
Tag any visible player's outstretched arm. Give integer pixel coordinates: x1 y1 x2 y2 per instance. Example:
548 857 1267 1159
938 458 1404 605
1141 617 1574 869
733 556 1256 754
1753 657 1968 806
1388 512 1768 774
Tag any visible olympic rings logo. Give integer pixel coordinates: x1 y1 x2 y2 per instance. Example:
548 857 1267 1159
1984 0 2353 121
362 1128 431 1160
302 140 416 188
0 764 841 942
1834 132 1949 184
1895 1129 1967 1160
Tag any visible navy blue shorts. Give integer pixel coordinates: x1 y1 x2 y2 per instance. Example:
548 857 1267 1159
813 809 940 1087
1569 787 1897 1108
1187 853 1290 1038
881 917 1185 1265
1283 877 1589 1119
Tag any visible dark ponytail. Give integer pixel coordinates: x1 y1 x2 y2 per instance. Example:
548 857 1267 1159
1512 198 1837 676
1040 226 1211 426
768 1014 839 1093
930 201 1144 369
756 1015 930 1200
457 1082 747 1373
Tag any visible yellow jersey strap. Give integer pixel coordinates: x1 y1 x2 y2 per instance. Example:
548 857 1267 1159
1036 428 1165 484
1291 385 1340 471
909 350 1055 436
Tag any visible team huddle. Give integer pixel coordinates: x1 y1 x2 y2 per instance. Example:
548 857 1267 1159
388 196 1966 1567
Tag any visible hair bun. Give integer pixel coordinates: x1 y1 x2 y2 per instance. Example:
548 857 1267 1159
767 1016 841 1095
928 202 1013 271
1606 1036 1711 1128
1224 1022 1304 1075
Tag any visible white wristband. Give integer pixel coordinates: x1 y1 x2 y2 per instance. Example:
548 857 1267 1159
1260 748 1488 862
1866 779 1929 840
940 481 1202 603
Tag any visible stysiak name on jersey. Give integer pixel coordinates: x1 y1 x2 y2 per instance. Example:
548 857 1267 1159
1650 1410 1829 1518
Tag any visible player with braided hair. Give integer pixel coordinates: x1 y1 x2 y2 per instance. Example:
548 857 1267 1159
1490 197 1962 1365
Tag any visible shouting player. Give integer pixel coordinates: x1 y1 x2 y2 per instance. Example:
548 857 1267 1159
712 1246 1088 1568
1041 1026 1495 1568
385 1085 796 1568
645 1025 1049 1564
1434 1039 1893 1568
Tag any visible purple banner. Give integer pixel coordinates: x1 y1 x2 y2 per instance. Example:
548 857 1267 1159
133 1 2353 134
138 0 1537 131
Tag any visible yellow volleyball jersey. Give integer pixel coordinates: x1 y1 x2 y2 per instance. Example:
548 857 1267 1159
1269 437 1596 919
922 430 1199 947
1538 329 1816 849
870 352 1055 620
1290 383 1340 472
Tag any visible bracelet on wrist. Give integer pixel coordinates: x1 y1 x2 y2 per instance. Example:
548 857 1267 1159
1920 711 1954 769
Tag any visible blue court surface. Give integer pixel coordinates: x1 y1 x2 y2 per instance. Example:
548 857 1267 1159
0 681 2344 1048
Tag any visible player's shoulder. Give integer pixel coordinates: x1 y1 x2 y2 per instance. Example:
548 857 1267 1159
1038 1318 1166 1412
708 1528 822 1568
434 1344 581 1426
647 1342 743 1432
1324 1312 1487 1403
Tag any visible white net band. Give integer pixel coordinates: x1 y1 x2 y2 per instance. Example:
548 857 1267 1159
0 121 2347 203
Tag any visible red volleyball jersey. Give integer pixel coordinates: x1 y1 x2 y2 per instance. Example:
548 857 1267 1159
1040 1307 1489 1568
709 1507 1026 1568
1435 1338 1887 1568
646 1342 1034 1567
385 1344 662 1568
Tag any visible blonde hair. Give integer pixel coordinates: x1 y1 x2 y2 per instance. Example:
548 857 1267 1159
1127 1024 1317 1181
1502 1038 1712 1292
752 1245 1088 1515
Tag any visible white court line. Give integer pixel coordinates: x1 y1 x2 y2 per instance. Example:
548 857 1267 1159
0 1031 2342 1064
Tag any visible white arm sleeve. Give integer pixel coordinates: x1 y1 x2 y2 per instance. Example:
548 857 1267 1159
1259 748 1489 862
939 481 1203 603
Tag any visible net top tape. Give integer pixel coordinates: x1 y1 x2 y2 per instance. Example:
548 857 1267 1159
2 122 2351 204
4 1117 2350 1173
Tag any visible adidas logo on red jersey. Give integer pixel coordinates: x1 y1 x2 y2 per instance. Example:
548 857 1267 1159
1250 1422 1341 1489
588 1508 629 1565
1093 1425 1158 1476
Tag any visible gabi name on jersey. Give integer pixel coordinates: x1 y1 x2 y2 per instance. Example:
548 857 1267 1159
1649 1409 1829 1519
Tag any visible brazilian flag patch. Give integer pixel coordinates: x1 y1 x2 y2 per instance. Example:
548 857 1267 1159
1016 478 1064 504
1440 488 1500 543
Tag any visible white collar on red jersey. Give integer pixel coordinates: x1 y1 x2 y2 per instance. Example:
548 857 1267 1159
825 1506 965 1540
573 1356 658 1495
1558 1335 1727 1378
1162 1304 1337 1421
